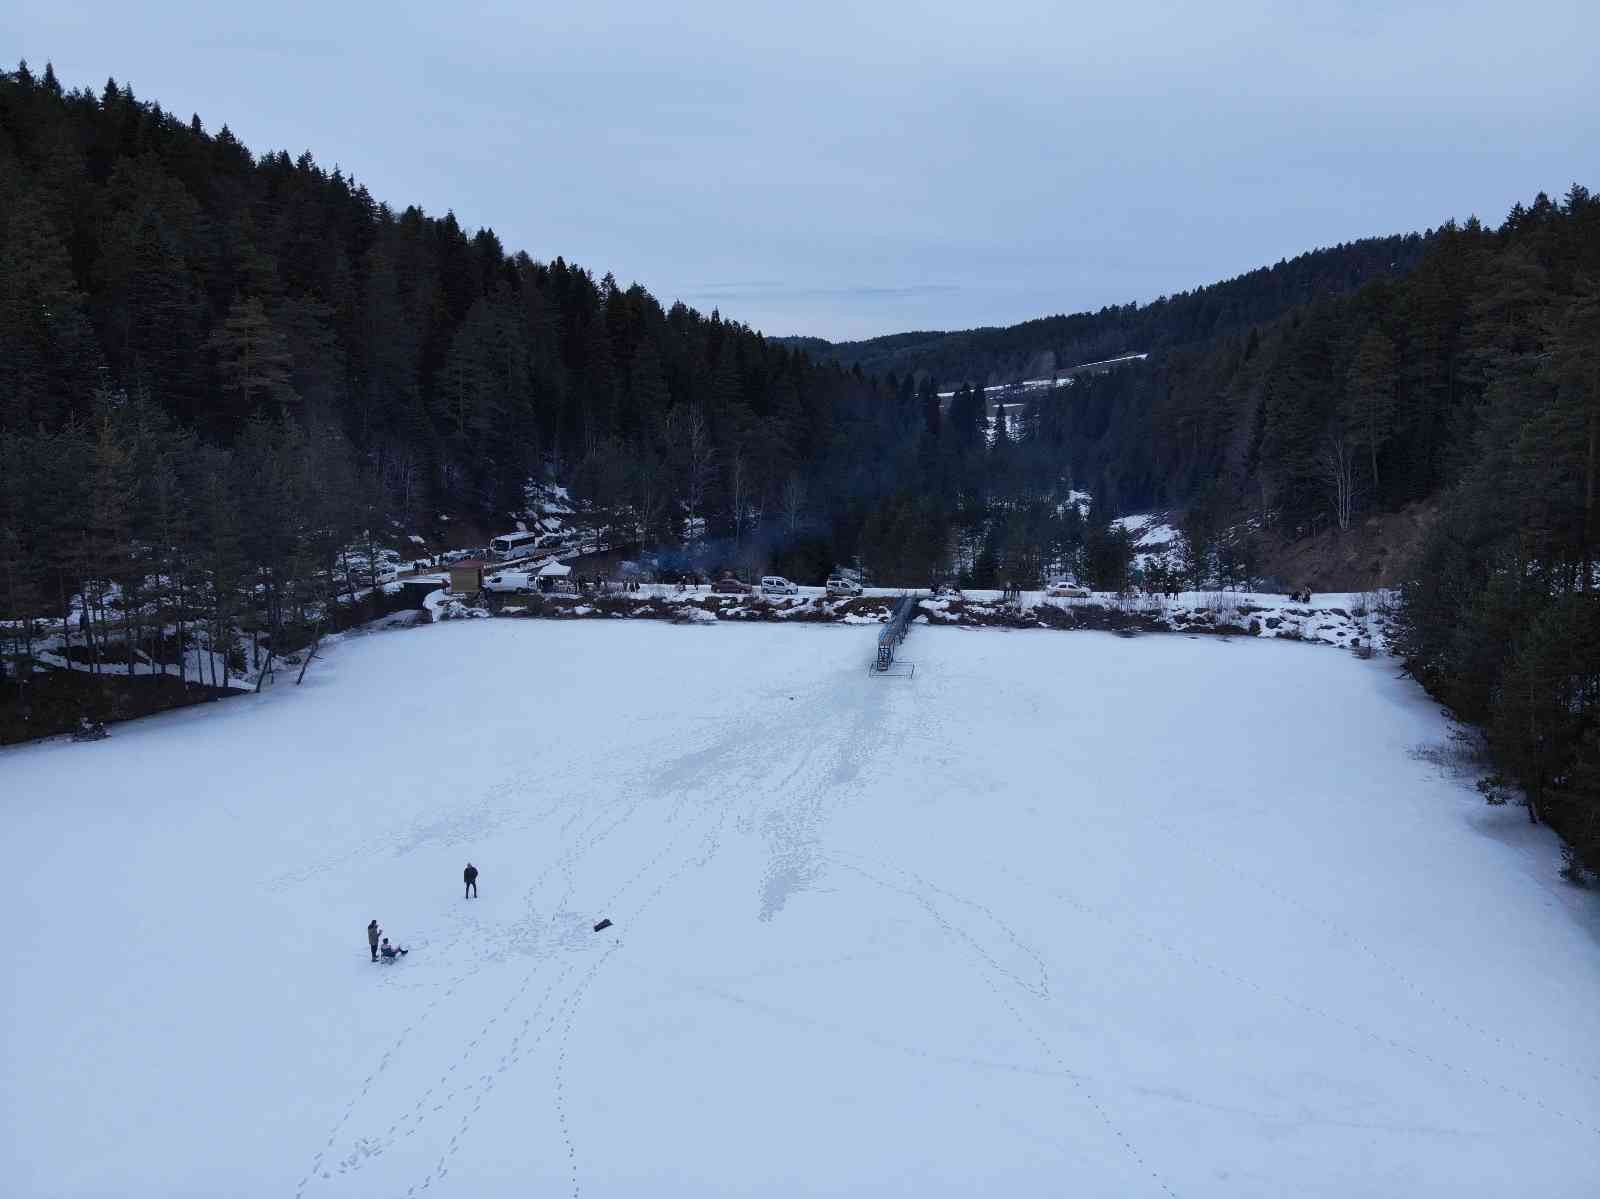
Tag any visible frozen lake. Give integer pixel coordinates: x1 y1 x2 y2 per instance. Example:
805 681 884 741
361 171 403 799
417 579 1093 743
3 621 1597 1196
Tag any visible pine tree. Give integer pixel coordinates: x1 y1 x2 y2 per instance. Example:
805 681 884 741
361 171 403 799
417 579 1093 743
1345 328 1398 494
210 296 298 428
0 191 101 431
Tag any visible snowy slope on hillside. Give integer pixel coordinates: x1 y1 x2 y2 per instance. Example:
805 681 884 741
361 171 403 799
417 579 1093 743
1114 513 1183 569
2 624 1597 1197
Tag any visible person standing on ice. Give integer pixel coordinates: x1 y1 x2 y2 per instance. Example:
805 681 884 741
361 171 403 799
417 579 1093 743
463 862 478 899
368 919 382 961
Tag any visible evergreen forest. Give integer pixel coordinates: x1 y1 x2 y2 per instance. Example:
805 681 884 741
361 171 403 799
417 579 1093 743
3 62 1600 874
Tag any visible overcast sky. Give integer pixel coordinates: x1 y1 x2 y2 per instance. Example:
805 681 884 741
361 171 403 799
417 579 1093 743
7 1 1597 340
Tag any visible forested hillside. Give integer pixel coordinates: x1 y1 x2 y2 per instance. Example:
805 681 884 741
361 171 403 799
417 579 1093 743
1005 185 1600 873
0 62 1151 714
956 195 1600 535
4 62 1600 875
784 234 1429 385
0 60 1294 630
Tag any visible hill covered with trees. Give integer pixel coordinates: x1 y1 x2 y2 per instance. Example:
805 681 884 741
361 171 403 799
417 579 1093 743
4 62 1600 875
783 233 1430 386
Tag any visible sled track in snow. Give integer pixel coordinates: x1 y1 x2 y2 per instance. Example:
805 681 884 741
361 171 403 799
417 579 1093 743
293 757 666 1196
299 630 935 1197
546 657 903 1196
1019 863 1600 1140
1136 807 1600 1092
395 779 691 1194
831 854 1178 1198
312 705 787 1198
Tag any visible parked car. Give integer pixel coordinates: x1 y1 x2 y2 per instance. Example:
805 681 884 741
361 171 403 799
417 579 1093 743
712 573 751 594
482 571 533 593
372 563 400 586
760 575 799 596
825 575 863 597
930 582 962 599
1046 581 1091 598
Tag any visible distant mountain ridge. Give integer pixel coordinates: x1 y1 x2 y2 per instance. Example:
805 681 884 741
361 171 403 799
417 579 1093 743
780 234 1430 386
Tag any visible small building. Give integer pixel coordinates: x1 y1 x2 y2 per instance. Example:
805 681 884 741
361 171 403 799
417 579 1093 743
448 559 488 594
400 577 446 607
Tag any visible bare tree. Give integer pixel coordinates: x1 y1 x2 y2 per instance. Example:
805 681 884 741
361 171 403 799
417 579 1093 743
780 473 807 535
679 405 716 544
728 447 748 546
1319 432 1358 532
631 452 670 544
382 441 422 517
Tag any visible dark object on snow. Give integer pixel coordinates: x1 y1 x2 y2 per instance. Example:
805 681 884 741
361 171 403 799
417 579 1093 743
71 718 108 742
380 937 408 961
464 862 478 898
368 920 382 960
592 918 613 932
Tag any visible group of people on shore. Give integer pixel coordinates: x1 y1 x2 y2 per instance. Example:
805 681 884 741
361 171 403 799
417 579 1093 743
366 862 479 963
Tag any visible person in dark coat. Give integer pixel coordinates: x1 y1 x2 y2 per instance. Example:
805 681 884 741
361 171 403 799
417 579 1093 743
380 937 407 960
368 919 382 961
464 862 479 899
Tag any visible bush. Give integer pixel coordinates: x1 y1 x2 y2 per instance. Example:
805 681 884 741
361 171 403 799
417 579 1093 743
1476 774 1514 806
1559 844 1587 886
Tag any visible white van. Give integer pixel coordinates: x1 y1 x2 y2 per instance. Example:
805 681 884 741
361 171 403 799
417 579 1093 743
482 570 534 594
760 575 799 596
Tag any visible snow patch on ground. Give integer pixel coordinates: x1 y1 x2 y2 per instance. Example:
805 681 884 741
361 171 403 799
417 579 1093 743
1114 513 1183 570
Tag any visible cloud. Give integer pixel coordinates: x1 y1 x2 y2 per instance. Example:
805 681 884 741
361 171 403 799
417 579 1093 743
685 283 961 302
8 0 1596 340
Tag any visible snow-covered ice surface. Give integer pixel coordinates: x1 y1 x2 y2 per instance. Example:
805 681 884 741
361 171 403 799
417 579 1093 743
4 623 1599 1197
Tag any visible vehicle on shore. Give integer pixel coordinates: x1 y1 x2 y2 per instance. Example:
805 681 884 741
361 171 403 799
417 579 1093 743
760 576 799 596
1046 581 1091 599
482 570 534 593
489 531 542 561
825 576 863 597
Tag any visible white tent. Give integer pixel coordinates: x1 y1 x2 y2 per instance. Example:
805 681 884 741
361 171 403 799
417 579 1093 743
537 561 572 577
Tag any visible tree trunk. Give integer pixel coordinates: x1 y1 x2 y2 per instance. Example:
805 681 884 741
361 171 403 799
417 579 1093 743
296 622 323 685
1584 406 1596 592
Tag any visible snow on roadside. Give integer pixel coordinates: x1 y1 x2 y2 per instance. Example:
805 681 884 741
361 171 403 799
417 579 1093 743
476 586 1395 656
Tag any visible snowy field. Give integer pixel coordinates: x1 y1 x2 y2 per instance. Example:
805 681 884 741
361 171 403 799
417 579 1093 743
3 622 1598 1197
